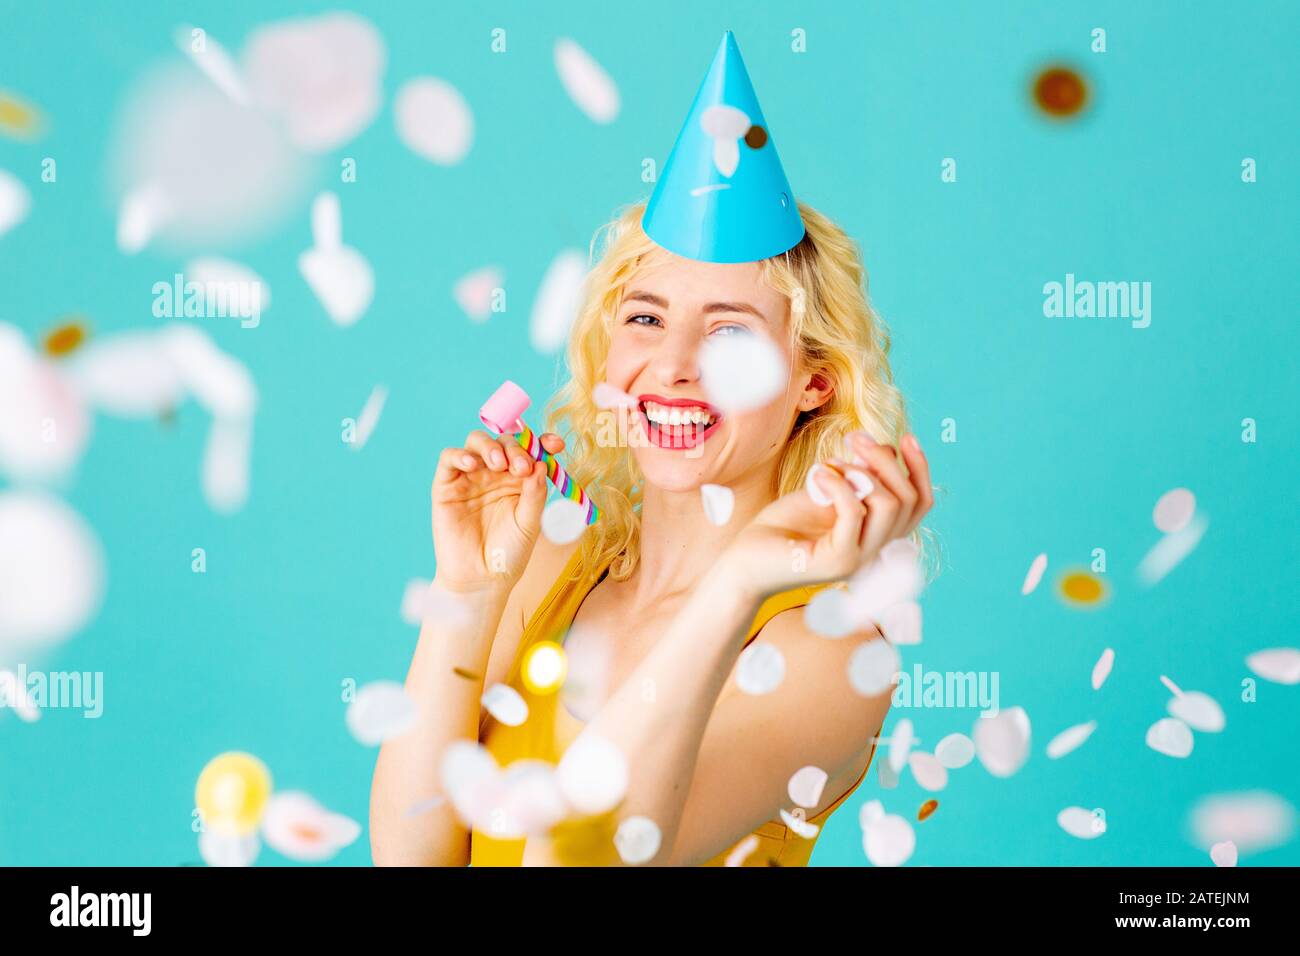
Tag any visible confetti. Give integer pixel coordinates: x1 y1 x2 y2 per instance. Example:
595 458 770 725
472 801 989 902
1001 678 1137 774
934 733 975 769
780 808 819 839
724 834 759 867
404 795 446 818
1138 514 1207 586
1058 569 1107 608
554 38 620 124
452 668 480 681
556 733 628 815
700 483 735 526
848 547 924 621
1046 720 1096 759
592 381 637 410
1021 553 1048 595
529 250 588 354
299 192 375 327
1058 806 1105 840
0 490 104 652
908 752 948 792
863 812 915 867
175 25 249 106
0 669 40 722
262 791 361 862
737 641 786 695
160 323 256 419
0 91 44 140
521 641 567 694
614 816 662 864
195 752 273 837
699 332 787 413
1145 717 1193 759
888 718 914 774
1209 841 1238 868
350 385 388 451
1245 648 1300 685
1190 791 1296 855
1167 690 1225 733
1091 648 1115 690
199 830 260 867
454 267 503 322
974 707 1031 778
184 257 272 324
481 683 528 727
346 680 417 746
876 601 922 646
394 77 474 165
787 766 828 808
805 463 834 506
542 498 589 544
42 319 88 358
804 587 860 638
0 325 92 480
1032 65 1089 118
1153 488 1196 534
877 757 899 789
918 799 938 822
558 624 612 722
0 169 30 238
847 638 900 697
201 416 253 514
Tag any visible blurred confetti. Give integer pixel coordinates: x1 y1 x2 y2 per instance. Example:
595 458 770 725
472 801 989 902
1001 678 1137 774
195 752 273 837
453 266 503 322
1189 791 1297 856
346 680 417 745
0 169 31 237
1057 569 1107 608
1032 65 1089 119
917 799 938 822
554 38 620 124
262 791 361 862
41 318 89 358
394 77 473 165
299 191 375 326
0 90 44 139
529 250 588 354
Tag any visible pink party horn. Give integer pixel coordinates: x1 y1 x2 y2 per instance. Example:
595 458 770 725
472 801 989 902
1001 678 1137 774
479 380 599 525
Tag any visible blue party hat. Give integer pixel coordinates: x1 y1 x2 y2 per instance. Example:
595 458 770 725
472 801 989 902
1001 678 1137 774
642 31 804 263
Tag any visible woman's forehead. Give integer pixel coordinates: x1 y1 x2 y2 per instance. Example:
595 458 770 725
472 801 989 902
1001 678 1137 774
623 250 785 314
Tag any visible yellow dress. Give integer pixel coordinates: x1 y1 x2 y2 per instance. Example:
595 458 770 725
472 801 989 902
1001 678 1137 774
469 545 876 867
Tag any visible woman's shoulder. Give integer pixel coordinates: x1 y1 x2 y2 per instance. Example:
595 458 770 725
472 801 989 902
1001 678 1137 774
511 534 586 631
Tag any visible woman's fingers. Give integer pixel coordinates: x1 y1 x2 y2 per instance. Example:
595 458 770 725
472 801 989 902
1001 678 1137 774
899 434 933 535
849 434 918 540
434 445 480 487
513 460 549 535
815 466 869 571
465 430 509 471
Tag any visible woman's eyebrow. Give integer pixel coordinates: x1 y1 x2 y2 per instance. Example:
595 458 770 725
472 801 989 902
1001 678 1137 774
623 290 669 308
703 300 767 321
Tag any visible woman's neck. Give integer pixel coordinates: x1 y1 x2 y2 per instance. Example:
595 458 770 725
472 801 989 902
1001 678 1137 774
628 462 779 605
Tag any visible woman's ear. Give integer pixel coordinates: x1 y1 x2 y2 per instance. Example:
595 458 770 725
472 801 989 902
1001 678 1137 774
799 370 835 412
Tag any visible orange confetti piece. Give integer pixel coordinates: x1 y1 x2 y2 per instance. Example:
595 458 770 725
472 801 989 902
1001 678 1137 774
42 319 88 357
0 91 45 140
1032 66 1089 119
1058 569 1108 607
918 799 939 821
452 667 481 680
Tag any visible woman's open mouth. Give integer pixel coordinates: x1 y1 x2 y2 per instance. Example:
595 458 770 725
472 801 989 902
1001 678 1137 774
636 394 725 450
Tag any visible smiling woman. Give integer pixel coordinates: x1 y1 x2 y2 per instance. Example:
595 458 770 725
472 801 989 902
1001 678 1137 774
369 31 931 868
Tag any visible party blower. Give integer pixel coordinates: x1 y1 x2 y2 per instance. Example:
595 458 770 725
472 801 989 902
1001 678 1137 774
479 380 600 526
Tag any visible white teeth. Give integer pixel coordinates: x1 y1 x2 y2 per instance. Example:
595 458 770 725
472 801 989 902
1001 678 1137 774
642 401 716 428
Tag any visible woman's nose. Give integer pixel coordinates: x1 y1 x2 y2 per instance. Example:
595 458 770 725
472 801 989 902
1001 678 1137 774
650 328 703 386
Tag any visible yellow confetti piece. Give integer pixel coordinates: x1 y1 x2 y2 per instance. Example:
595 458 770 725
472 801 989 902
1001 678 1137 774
0 91 45 140
195 752 272 837
520 640 567 695
42 318 88 357
1058 569 1108 608
918 799 939 821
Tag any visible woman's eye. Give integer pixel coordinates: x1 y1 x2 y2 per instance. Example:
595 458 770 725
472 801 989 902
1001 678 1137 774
625 313 662 328
710 323 750 337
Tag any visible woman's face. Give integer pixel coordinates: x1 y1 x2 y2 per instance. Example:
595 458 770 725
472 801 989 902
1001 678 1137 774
604 248 831 494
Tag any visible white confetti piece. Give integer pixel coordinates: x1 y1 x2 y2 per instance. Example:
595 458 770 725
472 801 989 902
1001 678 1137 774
780 808 819 839
1058 806 1106 840
859 799 885 830
787 766 828 808
700 483 735 526
0 168 31 238
1138 513 1207 586
0 325 91 481
592 381 637 410
201 416 253 514
888 718 914 774
554 38 620 124
67 330 185 419
974 707 1031 778
160 323 256 419
1145 717 1193 758
556 733 628 815
1153 487 1196 534
1245 648 1300 685
0 490 104 652
243 12 385 152
350 384 388 451
701 105 751 177
175 25 249 105
115 184 171 254
481 683 528 727
805 463 834 506
453 266 503 322
876 601 922 646
184 257 271 323
394 77 473 165
877 757 899 789
908 752 948 792
199 829 260 867
863 812 915 867
529 250 588 354
848 549 924 622
1210 841 1238 867
262 791 361 862
0 669 41 722
346 680 417 746
804 587 861 639
933 733 974 770
1167 690 1225 733
847 638 900 697
699 333 787 414
299 193 375 327
737 641 785 695
558 623 612 723
1091 647 1114 690
845 468 874 500
1046 720 1096 759
1190 791 1296 855
725 834 759 867
1021 553 1048 594
440 741 500 824
541 498 588 544
614 816 662 864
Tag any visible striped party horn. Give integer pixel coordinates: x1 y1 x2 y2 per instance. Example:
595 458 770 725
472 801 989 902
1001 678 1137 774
479 380 599 525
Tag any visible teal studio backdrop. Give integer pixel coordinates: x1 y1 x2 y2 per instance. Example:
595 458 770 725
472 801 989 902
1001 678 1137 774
1 0 1297 866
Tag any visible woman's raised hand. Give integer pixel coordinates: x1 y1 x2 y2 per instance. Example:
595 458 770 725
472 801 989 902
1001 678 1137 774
722 431 933 598
431 430 565 594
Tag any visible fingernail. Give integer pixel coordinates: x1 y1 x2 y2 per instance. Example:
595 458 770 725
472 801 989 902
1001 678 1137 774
846 469 874 500
905 434 922 454
462 455 475 469
492 449 505 467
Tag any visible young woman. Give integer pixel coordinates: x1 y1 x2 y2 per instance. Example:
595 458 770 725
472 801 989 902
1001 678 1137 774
369 199 931 866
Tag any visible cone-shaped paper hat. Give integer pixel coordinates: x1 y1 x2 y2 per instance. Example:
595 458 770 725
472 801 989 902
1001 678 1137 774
642 31 805 263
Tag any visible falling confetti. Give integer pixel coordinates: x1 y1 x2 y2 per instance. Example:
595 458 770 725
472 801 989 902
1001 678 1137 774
1245 647 1300 685
346 680 417 745
454 266 503 322
67 328 181 415
1138 514 1207 586
1058 806 1105 840
592 381 637 410
0 325 92 480
1032 65 1089 118
261 791 361 862
1058 569 1107 608
299 192 375 327
863 810 915 867
876 601 922 646
804 587 860 639
0 169 30 238
556 733 628 815
787 766 828 808
200 830 260 867
1046 720 1097 759
1021 553 1048 595
725 834 759 867
529 250 588 354
918 799 938 822
974 707 1032 778
1145 717 1194 759
0 91 44 140
780 809 819 839
195 752 273 837
184 257 272 322
888 718 914 774
175 24 249 106
481 683 528 727
700 483 735 526
1091 648 1115 690
1167 690 1225 733
908 752 948 792
394 76 473 164
42 319 88 358
736 641 786 695
554 38 620 124
541 498 589 545
1210 841 1238 867
614 816 662 864
350 385 388 451
847 638 900 697
0 669 40 722
877 757 899 789
521 641 567 694
699 332 787 413
934 733 975 769
1153 488 1196 534
201 416 253 514
1190 791 1296 855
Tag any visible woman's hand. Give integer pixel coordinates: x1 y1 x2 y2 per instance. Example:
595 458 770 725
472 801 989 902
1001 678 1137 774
721 431 933 598
430 430 564 594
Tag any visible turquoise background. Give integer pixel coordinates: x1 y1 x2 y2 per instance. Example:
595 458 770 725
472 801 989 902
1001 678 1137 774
1 0 1296 866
